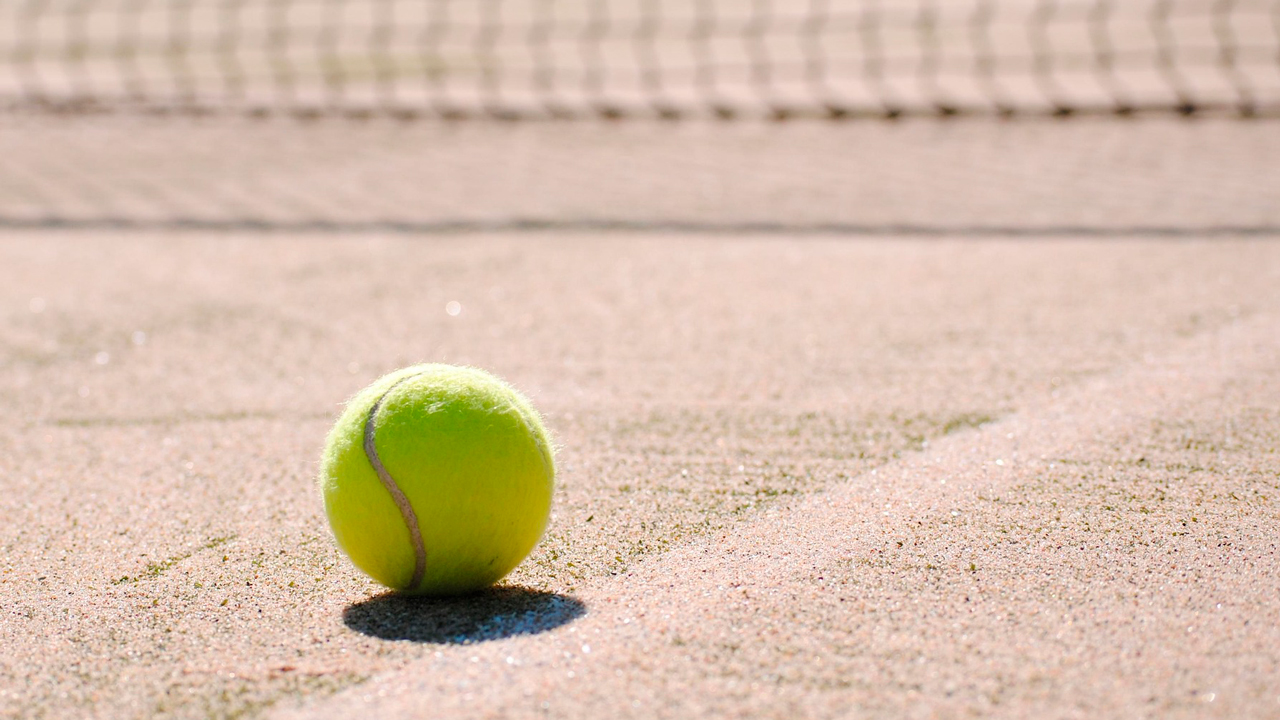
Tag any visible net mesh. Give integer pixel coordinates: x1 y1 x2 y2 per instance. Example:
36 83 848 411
2 0 1278 119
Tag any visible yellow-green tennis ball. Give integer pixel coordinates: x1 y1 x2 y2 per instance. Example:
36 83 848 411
319 364 555 596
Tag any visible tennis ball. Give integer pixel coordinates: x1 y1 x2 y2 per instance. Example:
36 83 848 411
319 364 555 596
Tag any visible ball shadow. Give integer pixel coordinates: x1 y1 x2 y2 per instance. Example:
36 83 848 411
342 586 585 644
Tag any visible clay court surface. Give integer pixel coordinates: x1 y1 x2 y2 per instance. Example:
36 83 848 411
1 118 1279 719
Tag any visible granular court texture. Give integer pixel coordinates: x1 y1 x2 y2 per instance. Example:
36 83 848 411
0 119 1278 720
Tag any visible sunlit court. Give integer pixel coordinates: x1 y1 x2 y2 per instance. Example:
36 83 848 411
1 2 1278 719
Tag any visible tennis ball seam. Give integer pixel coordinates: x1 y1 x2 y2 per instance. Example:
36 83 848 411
361 372 429 591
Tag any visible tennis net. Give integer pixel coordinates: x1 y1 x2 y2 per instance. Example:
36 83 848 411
2 0 1278 119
